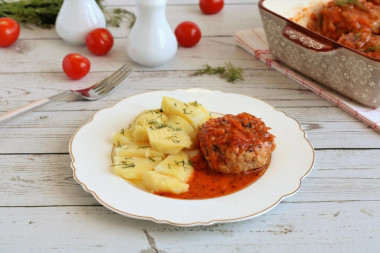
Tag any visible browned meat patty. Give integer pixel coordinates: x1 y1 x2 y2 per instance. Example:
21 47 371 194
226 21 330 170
198 113 276 174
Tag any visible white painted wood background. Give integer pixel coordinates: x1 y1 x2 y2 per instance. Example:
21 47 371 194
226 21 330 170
0 0 379 252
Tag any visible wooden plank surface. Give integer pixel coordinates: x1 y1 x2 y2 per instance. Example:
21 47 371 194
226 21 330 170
0 0 379 252
1 201 378 252
0 37 264 73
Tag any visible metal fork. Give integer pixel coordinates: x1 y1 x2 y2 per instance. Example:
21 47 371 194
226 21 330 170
0 64 133 123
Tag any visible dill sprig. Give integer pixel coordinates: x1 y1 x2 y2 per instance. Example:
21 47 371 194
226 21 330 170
146 118 166 129
0 0 135 28
192 62 244 83
354 31 362 40
166 133 180 143
182 108 191 115
334 0 366 10
190 101 200 107
167 125 181 131
174 160 193 170
363 45 380 52
113 158 135 169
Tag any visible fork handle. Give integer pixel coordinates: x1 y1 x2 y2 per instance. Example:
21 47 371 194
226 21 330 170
0 90 72 123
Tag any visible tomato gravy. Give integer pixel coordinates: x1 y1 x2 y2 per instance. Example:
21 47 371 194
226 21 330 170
157 153 267 199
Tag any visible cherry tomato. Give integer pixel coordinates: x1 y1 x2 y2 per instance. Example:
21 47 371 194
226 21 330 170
175 21 201 47
199 0 224 15
85 28 114 56
0 17 20 47
62 53 91 80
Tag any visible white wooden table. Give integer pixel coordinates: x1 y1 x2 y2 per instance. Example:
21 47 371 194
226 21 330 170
1 0 379 252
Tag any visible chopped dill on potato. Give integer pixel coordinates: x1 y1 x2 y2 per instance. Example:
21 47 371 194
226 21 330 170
113 158 135 168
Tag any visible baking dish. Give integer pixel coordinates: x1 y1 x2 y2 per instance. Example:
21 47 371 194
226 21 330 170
258 0 380 108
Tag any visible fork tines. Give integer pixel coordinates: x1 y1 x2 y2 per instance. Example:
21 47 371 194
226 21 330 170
94 65 133 94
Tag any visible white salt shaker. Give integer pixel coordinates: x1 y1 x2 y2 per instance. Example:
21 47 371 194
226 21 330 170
55 0 106 45
126 0 177 67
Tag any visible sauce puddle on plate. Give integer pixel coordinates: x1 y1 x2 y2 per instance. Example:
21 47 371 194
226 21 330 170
157 153 267 199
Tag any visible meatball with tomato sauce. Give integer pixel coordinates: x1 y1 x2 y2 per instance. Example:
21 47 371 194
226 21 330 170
198 113 276 174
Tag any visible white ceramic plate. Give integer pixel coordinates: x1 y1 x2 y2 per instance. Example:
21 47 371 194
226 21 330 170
70 88 315 226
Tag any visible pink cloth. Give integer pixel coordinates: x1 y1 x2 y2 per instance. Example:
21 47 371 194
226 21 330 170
235 29 380 132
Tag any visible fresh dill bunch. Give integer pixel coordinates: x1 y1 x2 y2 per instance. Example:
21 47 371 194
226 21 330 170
0 0 64 28
193 62 244 83
105 8 136 28
0 0 135 28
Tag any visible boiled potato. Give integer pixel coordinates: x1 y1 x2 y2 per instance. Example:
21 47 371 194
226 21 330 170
131 125 147 142
113 128 150 147
166 116 197 144
154 151 194 183
113 157 161 180
114 144 164 159
132 109 168 142
113 128 134 145
142 171 189 194
127 178 147 191
161 96 210 129
147 127 192 155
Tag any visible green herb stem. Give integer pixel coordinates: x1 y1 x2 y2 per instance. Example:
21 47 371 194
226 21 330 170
363 45 380 52
334 0 366 10
193 62 244 83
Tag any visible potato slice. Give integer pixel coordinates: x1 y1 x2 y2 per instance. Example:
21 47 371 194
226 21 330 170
114 144 164 159
131 125 147 142
142 171 189 194
161 96 210 129
147 127 192 155
113 128 133 145
113 128 149 147
132 109 168 142
128 179 146 191
113 157 161 181
166 116 197 143
154 151 194 183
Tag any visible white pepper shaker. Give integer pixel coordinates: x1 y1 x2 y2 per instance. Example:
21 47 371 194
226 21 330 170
55 0 106 45
126 0 177 67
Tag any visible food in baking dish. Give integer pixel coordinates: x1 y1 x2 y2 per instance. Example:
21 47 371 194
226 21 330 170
307 0 380 58
259 0 380 108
